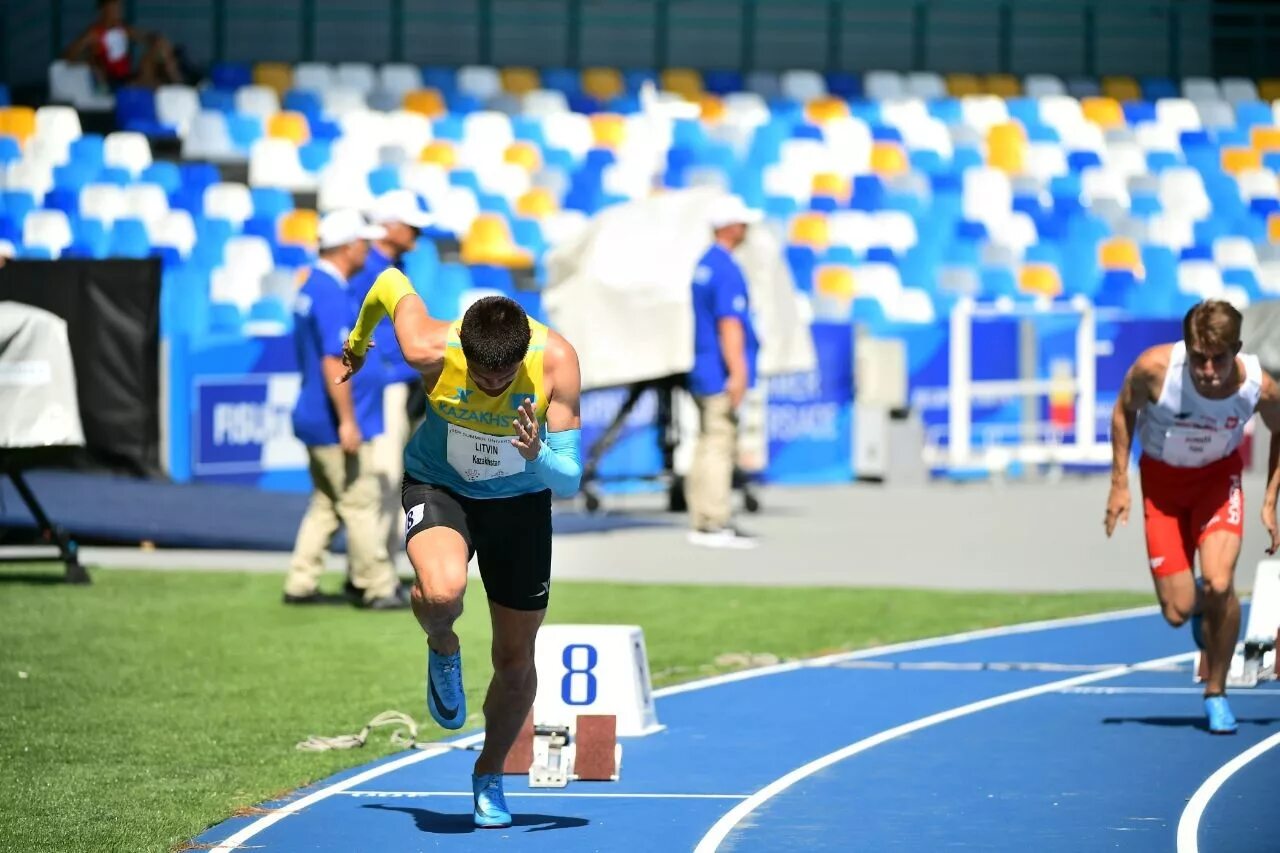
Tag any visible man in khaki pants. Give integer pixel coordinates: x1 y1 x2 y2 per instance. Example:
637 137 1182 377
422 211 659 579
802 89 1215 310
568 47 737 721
350 190 435 555
686 196 761 549
284 209 407 608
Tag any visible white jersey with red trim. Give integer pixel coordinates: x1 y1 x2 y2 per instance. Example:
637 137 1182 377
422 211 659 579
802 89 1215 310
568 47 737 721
1137 341 1262 468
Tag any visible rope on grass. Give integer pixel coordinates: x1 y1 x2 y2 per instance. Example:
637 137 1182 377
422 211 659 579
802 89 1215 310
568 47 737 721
296 711 482 753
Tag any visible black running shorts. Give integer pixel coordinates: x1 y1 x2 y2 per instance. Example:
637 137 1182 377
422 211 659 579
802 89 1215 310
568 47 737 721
401 475 553 611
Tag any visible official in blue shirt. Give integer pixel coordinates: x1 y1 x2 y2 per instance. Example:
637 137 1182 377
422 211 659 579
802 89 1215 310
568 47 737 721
687 195 761 550
349 189 434 554
285 208 406 610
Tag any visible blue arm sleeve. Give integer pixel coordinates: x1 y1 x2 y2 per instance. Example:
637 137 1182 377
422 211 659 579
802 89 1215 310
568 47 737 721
530 429 582 498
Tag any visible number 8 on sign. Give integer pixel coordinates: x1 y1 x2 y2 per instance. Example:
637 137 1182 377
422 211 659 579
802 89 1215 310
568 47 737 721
561 644 598 705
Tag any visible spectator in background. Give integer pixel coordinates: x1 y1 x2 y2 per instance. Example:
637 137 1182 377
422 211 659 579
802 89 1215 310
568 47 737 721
351 189 435 555
686 196 761 550
64 0 184 90
284 209 407 610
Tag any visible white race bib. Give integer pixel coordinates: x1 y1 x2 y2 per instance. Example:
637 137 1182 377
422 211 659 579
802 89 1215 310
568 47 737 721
1163 426 1230 467
446 422 527 482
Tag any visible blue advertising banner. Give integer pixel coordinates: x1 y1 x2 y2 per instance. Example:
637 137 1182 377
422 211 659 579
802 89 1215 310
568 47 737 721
763 322 853 484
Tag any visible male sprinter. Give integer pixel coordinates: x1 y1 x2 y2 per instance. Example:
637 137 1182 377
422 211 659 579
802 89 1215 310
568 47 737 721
1105 300 1280 733
340 269 582 827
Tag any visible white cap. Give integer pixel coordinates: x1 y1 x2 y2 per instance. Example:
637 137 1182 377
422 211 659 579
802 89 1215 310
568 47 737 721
707 195 763 230
368 189 434 229
317 209 386 250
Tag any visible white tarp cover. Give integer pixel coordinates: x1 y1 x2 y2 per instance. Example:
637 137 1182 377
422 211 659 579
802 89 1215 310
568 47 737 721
543 188 815 391
1242 300 1280 378
0 302 85 449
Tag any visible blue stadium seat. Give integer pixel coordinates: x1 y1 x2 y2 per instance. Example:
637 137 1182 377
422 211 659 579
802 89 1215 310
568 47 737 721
368 166 400 196
0 85 9 107
72 218 109 257
207 302 245 336
299 140 331 173
1234 101 1273 129
1122 101 1156 126
141 161 182 195
242 216 280 249
824 71 861 98
115 87 157 128
109 218 152 258
42 188 80 216
421 67 458 96
250 187 293 219
540 68 581 97
273 244 312 268
282 90 324 124
703 70 744 95
199 88 236 113
1140 77 1178 100
248 297 293 331
785 245 816 292
1 192 35 226
210 62 252 91
0 135 20 167
226 113 262 151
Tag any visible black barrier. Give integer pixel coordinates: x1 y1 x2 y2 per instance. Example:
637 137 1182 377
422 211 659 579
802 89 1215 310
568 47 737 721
0 259 162 478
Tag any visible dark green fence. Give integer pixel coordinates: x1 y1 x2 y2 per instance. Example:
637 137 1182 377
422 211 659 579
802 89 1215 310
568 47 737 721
4 0 1280 91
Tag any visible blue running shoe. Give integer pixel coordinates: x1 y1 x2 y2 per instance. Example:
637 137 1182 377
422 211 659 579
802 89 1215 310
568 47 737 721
473 772 512 828
1204 695 1237 735
426 647 466 730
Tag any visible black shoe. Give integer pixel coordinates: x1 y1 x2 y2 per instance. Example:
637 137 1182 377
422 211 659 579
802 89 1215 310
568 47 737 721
365 586 411 610
343 579 362 604
283 590 325 605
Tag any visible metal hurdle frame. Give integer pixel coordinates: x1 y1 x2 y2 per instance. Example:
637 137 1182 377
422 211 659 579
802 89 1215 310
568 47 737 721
923 295 1111 476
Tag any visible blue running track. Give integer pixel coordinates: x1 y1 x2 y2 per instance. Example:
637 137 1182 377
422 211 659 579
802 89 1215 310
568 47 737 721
195 607 1280 852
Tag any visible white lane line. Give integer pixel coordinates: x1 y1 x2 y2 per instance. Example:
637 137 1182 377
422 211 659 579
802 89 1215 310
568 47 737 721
1063 686 1280 696
208 604 1159 852
341 791 748 800
1176 730 1280 853
693 651 1195 852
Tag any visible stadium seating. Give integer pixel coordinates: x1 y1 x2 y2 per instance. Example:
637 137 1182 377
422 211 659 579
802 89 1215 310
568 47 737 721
6 62 1280 338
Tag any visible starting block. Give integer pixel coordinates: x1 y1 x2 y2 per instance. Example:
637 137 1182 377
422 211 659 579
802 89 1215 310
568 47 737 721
1194 559 1280 689
503 712 622 788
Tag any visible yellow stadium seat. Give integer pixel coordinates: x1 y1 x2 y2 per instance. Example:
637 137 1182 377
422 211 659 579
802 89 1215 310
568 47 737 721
811 172 850 201
1101 76 1141 101
661 68 704 101
0 107 36 143
946 73 982 97
419 140 456 169
1258 79 1280 101
1252 126 1280 153
515 188 559 219
815 265 856 299
788 213 829 249
805 97 850 124
987 122 1027 174
591 113 627 149
698 95 726 124
500 66 541 96
870 142 908 176
1098 238 1143 274
461 214 533 267
279 209 319 247
403 89 446 118
254 62 293 96
267 111 310 145
1019 264 1063 297
984 74 1021 97
1081 97 1125 129
1269 213 1280 244
504 142 542 172
582 67 625 101
1221 146 1262 175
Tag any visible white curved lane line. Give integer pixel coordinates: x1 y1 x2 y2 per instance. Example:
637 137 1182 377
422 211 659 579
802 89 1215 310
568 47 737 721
1176 730 1280 853
693 651 1195 852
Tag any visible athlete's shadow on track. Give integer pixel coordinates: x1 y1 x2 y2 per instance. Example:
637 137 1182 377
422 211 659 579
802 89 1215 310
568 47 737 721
361 803 589 834
1103 716 1280 732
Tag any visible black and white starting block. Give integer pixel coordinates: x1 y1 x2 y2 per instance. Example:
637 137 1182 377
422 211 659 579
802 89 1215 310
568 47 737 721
504 714 623 788
1194 559 1280 689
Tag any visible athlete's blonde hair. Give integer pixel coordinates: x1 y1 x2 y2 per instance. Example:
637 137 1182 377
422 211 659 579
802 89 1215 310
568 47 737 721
1183 300 1242 353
